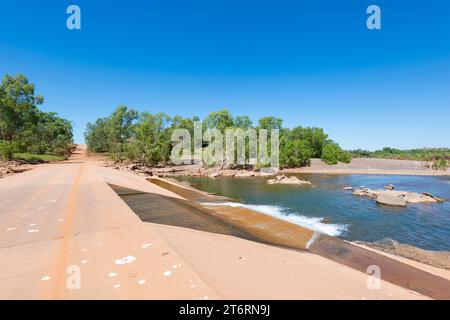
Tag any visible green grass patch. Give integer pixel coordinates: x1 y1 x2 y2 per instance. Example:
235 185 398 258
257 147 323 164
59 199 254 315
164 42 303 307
13 153 66 163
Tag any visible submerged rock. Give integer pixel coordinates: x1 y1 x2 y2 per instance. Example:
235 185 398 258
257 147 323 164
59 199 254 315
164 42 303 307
321 217 332 224
267 174 312 186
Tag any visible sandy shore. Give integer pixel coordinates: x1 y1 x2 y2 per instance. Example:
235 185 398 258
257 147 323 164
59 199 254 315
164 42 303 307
282 158 450 176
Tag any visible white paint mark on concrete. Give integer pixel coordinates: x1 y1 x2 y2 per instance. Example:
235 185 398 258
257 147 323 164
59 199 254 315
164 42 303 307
28 229 40 233
115 256 136 265
81 260 88 264
138 279 146 285
109 272 117 278
29 223 37 227
41 276 51 281
6 227 16 231
306 231 319 249
141 243 153 249
163 270 172 277
113 284 121 288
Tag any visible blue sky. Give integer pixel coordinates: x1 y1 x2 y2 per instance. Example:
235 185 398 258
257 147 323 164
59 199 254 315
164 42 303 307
0 0 449 150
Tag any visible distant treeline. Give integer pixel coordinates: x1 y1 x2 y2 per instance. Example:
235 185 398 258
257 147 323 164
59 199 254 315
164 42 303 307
85 106 351 168
350 147 449 170
0 74 74 160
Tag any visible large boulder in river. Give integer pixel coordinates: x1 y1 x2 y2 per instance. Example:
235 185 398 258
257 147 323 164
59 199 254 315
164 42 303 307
376 194 407 207
403 192 440 204
267 175 311 186
353 187 442 207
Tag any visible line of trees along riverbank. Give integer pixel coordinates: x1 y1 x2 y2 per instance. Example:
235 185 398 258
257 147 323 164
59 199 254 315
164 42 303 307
0 74 74 160
85 106 352 168
350 147 449 170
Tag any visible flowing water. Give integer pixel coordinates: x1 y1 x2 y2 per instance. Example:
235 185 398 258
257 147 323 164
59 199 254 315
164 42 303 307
176 174 450 251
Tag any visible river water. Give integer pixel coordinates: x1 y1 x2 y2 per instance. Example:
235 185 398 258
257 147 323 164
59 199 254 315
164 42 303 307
176 174 450 251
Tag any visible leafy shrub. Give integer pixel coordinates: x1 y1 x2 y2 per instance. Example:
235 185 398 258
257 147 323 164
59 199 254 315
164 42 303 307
432 158 448 171
0 141 15 160
280 140 313 168
321 142 352 165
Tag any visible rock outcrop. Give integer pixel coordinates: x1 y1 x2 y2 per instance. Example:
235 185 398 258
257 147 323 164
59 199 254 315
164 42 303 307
267 175 312 186
376 194 407 207
353 187 443 206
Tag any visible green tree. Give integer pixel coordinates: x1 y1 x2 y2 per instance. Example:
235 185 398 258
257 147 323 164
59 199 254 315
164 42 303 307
0 74 43 142
321 142 352 165
85 118 110 152
132 112 173 165
258 116 283 130
280 139 313 168
0 74 73 158
203 109 234 133
234 115 252 129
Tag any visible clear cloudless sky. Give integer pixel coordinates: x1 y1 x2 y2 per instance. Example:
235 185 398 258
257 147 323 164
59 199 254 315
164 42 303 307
0 0 449 150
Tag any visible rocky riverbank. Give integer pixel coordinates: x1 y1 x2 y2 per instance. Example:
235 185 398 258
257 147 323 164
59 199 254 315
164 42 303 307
0 160 33 179
101 161 276 178
355 238 450 270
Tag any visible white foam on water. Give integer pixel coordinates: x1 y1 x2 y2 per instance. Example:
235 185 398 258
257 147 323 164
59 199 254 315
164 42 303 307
200 202 348 237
